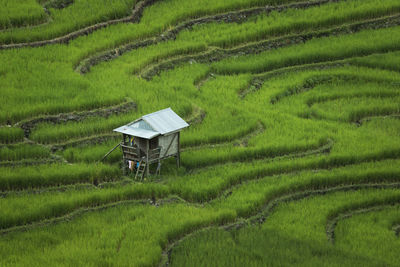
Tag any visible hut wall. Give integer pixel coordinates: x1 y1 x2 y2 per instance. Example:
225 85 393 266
135 137 147 153
159 133 178 157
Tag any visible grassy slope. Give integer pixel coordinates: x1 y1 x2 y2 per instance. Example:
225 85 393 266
1 0 400 265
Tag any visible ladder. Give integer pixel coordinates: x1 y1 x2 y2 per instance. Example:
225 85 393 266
135 160 146 180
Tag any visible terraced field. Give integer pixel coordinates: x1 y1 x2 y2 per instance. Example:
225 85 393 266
1 0 400 265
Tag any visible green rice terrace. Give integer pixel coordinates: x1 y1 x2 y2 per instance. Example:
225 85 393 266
1 0 400 265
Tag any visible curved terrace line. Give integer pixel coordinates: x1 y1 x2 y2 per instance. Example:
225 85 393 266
0 182 97 198
159 182 400 267
306 92 400 107
326 202 400 243
182 137 333 170
2 102 200 166
0 0 73 31
14 101 136 138
75 0 340 74
138 14 400 80
43 0 75 10
1 153 399 235
50 133 120 151
301 109 400 124
0 154 67 168
4 133 399 194
192 60 395 99
183 148 400 203
271 74 400 105
240 56 400 100
356 114 400 126
0 197 185 236
0 0 159 50
182 122 265 151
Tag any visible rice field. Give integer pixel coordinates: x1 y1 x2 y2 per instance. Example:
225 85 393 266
1 0 400 265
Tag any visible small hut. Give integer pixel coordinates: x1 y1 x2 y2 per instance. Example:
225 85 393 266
113 108 189 178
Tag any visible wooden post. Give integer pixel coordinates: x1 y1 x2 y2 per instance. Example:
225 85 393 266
176 132 180 168
123 159 127 176
122 134 127 175
146 139 149 176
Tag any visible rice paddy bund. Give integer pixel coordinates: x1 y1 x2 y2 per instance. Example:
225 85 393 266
1 0 400 266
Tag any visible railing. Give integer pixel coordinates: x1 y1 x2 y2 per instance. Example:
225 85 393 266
121 144 140 161
121 145 161 163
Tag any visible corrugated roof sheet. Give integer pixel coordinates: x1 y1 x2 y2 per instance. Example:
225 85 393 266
142 108 189 135
113 108 189 139
113 124 159 139
128 119 154 131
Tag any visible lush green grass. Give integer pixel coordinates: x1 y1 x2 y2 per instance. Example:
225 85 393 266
335 206 400 264
0 0 47 29
0 144 50 161
0 0 138 44
171 189 400 266
177 0 400 48
0 160 399 265
350 50 400 72
0 203 235 266
0 0 306 45
0 163 120 191
30 112 138 144
309 95 400 122
212 159 400 216
61 138 122 163
211 26 400 75
0 127 24 144
1 0 400 265
91 0 400 79
1 0 399 124
0 182 169 229
169 153 400 202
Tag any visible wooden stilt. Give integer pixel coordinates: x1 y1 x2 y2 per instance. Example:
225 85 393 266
146 139 150 177
177 132 180 168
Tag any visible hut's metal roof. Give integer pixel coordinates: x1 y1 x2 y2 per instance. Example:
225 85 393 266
113 120 159 139
142 108 189 135
113 108 189 139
